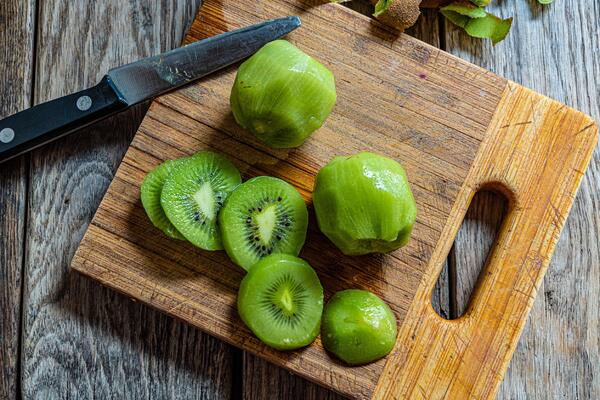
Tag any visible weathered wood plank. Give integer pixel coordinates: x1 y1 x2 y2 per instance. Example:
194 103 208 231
20 1 234 399
445 0 600 397
450 191 506 318
0 1 35 399
243 3 446 398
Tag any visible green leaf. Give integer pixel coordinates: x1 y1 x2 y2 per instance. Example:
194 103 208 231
538 0 554 4
465 14 513 44
373 0 393 17
441 3 487 18
469 0 491 6
442 11 471 29
441 3 513 45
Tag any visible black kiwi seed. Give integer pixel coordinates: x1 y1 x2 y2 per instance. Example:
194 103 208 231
160 151 242 251
242 204 295 257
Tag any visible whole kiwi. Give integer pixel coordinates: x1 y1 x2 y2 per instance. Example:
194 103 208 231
313 152 417 256
230 40 336 148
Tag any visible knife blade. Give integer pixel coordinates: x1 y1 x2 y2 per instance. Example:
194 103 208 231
0 16 301 164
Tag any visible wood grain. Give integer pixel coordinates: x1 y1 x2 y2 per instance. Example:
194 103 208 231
72 0 508 397
450 191 506 318
242 4 447 398
0 1 36 399
445 0 600 397
19 1 234 399
374 83 597 399
71 0 596 398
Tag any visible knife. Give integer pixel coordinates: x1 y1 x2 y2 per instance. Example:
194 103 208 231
0 16 301 164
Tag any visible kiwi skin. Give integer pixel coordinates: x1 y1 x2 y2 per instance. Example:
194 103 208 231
237 254 324 351
140 159 186 240
371 0 421 31
219 176 308 270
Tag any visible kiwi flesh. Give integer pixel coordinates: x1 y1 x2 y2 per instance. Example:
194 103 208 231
219 176 308 270
321 289 397 365
160 151 241 250
140 159 186 240
230 40 337 148
313 152 417 255
237 254 323 350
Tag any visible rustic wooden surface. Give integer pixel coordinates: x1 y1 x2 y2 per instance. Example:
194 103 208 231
0 0 598 399
70 0 595 398
375 81 596 399
0 3 35 399
444 1 600 398
6 0 234 399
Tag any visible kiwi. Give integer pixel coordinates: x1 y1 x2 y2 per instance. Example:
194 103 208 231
161 151 242 250
237 254 323 350
321 289 397 365
140 159 186 240
313 152 417 255
219 176 308 270
230 40 337 148
371 0 421 32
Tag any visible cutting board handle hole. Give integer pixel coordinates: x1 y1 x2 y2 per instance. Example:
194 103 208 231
432 189 508 320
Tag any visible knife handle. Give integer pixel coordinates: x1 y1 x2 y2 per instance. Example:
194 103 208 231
0 76 128 163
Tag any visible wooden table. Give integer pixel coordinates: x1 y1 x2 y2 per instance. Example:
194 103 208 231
0 1 597 398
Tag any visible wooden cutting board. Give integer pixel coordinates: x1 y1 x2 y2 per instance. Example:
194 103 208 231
71 0 598 398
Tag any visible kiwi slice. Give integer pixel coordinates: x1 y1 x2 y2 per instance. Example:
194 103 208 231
161 151 242 250
219 176 308 270
140 159 186 240
237 254 323 350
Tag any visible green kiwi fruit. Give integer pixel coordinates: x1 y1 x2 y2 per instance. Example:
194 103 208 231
219 176 308 270
140 159 186 240
313 152 417 255
161 151 242 250
321 289 397 365
230 40 337 148
237 254 323 350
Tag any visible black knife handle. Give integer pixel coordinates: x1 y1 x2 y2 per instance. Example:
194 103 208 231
0 76 128 163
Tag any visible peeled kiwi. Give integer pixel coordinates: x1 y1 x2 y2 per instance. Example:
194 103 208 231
237 254 324 350
321 289 397 365
313 152 417 255
161 151 242 250
230 40 336 148
140 159 186 240
219 176 308 270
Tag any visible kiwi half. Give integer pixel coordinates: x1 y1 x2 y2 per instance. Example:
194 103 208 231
140 159 186 240
237 254 323 350
219 176 308 270
161 151 241 250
